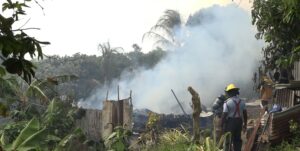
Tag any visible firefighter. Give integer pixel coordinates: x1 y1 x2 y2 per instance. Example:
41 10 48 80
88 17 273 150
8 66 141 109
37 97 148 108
212 92 228 141
221 84 247 151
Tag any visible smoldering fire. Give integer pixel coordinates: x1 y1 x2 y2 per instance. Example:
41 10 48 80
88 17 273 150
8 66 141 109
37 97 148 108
78 4 263 113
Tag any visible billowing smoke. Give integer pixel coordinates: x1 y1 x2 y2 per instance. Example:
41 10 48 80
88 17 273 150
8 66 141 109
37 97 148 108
79 4 263 113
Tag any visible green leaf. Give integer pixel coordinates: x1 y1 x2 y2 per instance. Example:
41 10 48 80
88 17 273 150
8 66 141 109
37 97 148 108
114 140 126 151
17 127 46 150
36 43 43 60
54 128 84 151
26 85 49 102
0 43 3 50
46 135 61 142
0 66 6 77
293 45 300 53
10 118 40 149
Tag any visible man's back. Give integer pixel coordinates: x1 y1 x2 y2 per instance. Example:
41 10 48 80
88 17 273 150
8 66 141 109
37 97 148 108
223 96 246 118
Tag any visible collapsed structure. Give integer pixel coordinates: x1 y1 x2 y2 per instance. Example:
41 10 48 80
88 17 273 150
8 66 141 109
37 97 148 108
246 61 300 151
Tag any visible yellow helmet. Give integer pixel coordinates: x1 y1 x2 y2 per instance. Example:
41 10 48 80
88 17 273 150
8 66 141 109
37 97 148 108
225 84 239 92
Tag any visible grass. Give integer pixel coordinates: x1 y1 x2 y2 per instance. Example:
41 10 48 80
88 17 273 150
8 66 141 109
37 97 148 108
139 127 231 151
268 137 300 151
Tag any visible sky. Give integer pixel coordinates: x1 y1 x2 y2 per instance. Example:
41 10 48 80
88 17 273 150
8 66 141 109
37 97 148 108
18 0 253 56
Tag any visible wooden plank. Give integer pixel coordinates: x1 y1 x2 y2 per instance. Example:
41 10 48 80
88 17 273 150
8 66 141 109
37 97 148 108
76 109 102 140
244 114 263 151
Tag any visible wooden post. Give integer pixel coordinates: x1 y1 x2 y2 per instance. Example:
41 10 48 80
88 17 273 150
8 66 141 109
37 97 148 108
117 85 120 101
188 86 202 144
171 89 188 116
130 90 133 107
117 85 120 126
106 90 109 100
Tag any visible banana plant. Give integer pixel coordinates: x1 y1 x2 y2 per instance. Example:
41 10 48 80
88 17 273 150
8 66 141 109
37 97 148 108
0 98 81 151
104 126 132 151
1 118 47 151
0 75 78 117
54 128 86 151
23 74 79 104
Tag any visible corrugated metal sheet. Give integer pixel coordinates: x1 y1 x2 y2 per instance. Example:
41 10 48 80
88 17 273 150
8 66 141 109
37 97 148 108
293 61 300 100
273 89 294 108
269 104 300 144
293 61 300 81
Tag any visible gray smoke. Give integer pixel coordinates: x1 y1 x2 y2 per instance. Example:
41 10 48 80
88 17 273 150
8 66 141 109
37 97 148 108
78 4 263 113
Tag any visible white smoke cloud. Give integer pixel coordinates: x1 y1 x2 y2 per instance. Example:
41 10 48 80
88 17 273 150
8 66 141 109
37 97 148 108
79 4 263 113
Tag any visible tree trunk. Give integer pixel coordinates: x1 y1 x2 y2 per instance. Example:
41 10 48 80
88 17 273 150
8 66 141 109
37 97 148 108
188 86 202 144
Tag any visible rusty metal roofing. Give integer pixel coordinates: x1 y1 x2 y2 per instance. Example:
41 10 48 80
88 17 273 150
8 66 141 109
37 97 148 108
269 104 300 144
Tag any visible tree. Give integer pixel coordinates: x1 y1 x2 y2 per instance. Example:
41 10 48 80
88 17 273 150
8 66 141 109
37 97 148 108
142 47 166 69
252 0 300 71
0 0 50 83
143 10 182 48
98 42 130 84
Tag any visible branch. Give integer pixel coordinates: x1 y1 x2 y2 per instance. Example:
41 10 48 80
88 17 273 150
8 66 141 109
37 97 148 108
12 27 41 31
17 18 31 30
34 0 44 11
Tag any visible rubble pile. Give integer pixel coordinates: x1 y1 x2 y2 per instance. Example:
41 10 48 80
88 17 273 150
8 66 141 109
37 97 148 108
133 108 213 133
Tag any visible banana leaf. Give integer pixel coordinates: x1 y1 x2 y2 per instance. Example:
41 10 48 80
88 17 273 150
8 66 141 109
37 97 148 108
4 118 47 151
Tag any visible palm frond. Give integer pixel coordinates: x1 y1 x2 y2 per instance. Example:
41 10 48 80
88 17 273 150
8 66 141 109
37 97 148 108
98 42 124 56
142 31 173 44
156 9 181 29
143 9 182 48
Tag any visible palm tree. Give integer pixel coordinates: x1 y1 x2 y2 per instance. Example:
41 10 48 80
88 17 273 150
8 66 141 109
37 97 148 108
98 42 124 84
143 10 182 48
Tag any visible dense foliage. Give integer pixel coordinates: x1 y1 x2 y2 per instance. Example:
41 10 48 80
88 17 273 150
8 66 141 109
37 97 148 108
0 0 49 83
252 0 300 70
34 45 166 100
0 99 90 151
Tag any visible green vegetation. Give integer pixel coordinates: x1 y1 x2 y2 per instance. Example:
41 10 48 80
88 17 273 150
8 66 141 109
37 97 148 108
268 119 300 151
34 46 166 100
0 0 299 150
0 0 49 83
0 99 88 151
105 126 132 151
252 0 300 70
139 128 231 151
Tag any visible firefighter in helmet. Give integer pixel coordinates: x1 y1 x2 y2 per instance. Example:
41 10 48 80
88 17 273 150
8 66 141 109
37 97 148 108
221 84 248 151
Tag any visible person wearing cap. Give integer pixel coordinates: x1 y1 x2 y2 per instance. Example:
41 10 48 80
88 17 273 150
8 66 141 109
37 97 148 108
221 84 247 151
